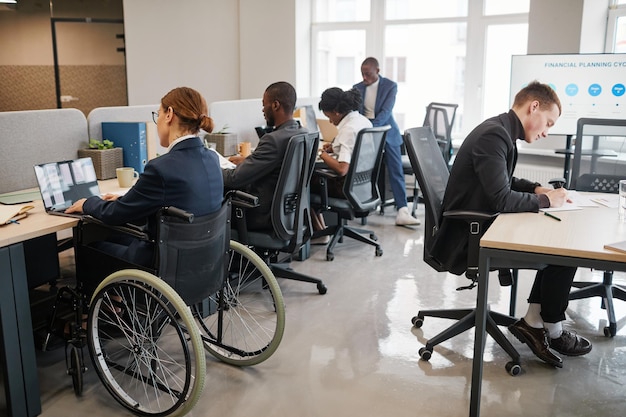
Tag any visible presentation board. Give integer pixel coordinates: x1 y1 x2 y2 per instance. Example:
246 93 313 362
510 54 626 135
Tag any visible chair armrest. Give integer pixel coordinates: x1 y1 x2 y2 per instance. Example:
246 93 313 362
443 210 498 223
443 210 499 283
228 190 260 209
314 167 339 179
312 168 338 211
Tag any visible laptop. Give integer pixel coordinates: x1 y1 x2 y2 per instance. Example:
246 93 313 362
34 157 101 218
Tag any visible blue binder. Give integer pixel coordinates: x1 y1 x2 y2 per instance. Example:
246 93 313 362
101 122 148 173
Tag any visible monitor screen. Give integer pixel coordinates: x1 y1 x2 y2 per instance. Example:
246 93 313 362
510 53 626 135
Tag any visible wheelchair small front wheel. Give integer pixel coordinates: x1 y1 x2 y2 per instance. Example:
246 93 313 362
88 269 205 417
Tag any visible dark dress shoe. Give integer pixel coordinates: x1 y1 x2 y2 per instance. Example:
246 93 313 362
550 330 592 356
509 318 563 368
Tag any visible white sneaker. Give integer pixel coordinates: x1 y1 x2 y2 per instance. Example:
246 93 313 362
395 207 420 226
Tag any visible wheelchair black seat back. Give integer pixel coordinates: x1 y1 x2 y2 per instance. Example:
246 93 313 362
75 201 229 303
156 202 230 305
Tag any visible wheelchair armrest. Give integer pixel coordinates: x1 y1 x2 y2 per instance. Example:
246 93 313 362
80 216 150 241
162 206 194 223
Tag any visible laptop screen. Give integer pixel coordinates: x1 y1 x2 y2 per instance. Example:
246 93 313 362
34 157 100 211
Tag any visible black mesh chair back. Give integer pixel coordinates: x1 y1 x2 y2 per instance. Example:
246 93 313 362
156 202 230 305
403 126 449 271
423 102 458 164
342 126 389 213
567 117 626 337
270 132 319 254
570 117 626 189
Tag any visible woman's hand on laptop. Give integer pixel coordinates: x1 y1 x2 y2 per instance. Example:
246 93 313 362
65 198 86 214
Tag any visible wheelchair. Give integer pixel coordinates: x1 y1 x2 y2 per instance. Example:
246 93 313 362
42 191 286 416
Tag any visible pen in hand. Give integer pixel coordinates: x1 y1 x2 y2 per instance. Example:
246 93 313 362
544 212 561 221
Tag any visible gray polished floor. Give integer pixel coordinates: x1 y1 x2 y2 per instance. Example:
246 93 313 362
32 204 626 417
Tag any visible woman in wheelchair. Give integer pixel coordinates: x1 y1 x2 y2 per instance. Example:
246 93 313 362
66 86 224 268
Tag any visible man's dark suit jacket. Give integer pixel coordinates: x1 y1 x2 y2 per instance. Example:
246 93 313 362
430 110 542 275
222 119 307 230
353 75 401 147
84 136 224 236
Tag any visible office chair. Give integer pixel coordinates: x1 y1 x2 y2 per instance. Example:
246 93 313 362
423 102 458 167
567 118 626 337
404 126 524 376
311 126 389 262
232 132 328 294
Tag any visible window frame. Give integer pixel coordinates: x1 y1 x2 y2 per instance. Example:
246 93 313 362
606 2 626 52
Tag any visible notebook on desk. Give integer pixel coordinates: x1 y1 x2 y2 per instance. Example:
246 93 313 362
34 157 100 218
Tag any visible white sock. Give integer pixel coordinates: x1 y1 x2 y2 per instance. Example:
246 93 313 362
544 321 563 339
523 303 543 328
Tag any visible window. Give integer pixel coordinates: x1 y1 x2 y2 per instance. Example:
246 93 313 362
314 0 370 22
311 0 529 136
483 0 529 16
607 1 626 52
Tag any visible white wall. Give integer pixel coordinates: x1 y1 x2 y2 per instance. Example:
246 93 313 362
123 0 303 106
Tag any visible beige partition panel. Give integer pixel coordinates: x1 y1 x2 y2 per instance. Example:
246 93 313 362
0 108 88 194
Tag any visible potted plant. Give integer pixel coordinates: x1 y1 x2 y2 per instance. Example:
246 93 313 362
77 138 124 180
203 125 239 156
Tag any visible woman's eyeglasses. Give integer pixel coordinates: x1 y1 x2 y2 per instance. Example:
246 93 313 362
151 111 159 124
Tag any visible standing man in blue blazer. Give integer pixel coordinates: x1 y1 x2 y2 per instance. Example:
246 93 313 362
354 57 420 226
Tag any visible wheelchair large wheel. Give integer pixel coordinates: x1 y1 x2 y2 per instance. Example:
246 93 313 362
193 240 285 366
87 269 205 417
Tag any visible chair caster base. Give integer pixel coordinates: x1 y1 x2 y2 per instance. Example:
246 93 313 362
419 347 432 361
505 361 522 376
411 316 423 328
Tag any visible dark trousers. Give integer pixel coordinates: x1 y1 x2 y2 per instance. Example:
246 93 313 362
527 265 577 323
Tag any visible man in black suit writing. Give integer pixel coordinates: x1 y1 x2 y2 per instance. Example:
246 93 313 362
431 81 592 368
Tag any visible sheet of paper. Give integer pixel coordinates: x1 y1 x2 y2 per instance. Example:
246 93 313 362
208 148 236 169
589 194 619 209
566 190 599 207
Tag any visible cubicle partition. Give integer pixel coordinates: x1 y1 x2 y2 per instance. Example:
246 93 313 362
0 108 88 194
87 104 157 141
209 97 322 148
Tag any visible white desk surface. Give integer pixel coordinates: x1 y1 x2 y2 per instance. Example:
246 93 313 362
481 196 626 264
0 179 123 248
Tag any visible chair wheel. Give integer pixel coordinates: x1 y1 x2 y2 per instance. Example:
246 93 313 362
419 347 432 361
317 283 328 295
375 247 383 257
68 345 84 396
604 324 616 337
326 253 334 261
505 361 522 376
411 316 423 328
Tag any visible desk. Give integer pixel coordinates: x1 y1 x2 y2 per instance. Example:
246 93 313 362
0 180 120 417
470 201 626 417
